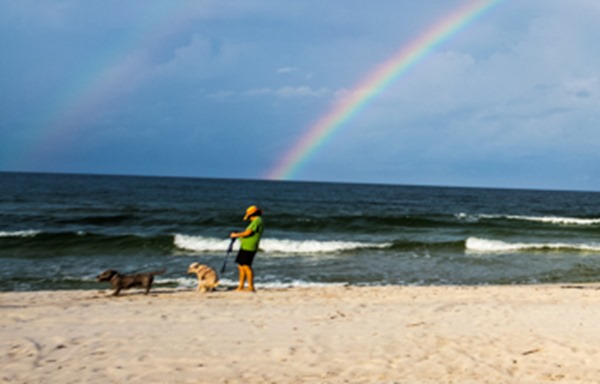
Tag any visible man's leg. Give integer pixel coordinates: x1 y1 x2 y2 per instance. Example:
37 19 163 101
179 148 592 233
245 265 255 292
237 264 246 290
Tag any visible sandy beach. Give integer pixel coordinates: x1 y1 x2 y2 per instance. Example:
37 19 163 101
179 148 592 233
2 284 600 384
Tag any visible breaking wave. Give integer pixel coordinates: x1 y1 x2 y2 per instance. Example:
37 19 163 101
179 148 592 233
466 237 600 253
174 234 391 255
457 213 600 226
0 230 41 238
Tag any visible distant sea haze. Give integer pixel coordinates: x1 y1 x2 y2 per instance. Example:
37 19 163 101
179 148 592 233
2 172 600 291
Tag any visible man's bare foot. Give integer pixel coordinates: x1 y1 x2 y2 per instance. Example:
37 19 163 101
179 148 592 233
235 287 255 292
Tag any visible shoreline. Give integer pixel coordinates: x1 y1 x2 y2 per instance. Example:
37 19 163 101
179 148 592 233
3 284 600 383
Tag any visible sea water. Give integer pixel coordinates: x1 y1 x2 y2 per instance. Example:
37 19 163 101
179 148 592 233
2 172 600 291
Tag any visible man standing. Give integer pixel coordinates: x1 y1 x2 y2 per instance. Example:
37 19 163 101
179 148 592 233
230 205 264 292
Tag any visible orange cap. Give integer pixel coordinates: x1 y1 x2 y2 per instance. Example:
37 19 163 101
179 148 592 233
244 205 260 220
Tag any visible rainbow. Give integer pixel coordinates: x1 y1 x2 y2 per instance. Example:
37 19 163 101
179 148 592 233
266 0 504 180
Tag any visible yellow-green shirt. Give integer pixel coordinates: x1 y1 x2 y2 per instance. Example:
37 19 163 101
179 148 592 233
240 216 264 252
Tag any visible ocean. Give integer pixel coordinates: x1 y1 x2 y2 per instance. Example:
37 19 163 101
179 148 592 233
2 172 600 291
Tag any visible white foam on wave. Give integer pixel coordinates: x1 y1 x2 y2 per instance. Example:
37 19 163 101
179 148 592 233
0 230 40 238
504 215 600 225
156 275 348 290
252 280 349 289
173 234 390 255
259 238 390 254
457 213 600 225
174 235 230 252
466 237 600 253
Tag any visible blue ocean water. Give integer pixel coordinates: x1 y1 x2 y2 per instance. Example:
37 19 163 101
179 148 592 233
2 172 600 291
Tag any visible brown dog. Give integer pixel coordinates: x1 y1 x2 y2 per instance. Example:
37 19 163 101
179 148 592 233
96 269 166 296
187 263 219 292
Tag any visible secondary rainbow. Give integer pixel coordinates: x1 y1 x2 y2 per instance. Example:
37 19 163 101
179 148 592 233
266 0 503 180
8 1 196 170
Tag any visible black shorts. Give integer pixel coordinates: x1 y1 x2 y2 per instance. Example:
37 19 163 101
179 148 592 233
235 249 257 266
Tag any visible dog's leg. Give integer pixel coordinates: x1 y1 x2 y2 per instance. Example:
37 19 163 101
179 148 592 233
198 280 207 292
145 276 154 295
111 281 121 296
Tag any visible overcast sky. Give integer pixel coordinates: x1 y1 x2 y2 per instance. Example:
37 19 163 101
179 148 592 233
1 0 600 191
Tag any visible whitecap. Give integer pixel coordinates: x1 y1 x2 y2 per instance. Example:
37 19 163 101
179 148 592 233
465 237 600 253
173 234 391 255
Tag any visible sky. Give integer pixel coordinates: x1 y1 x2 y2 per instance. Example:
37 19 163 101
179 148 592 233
1 0 600 191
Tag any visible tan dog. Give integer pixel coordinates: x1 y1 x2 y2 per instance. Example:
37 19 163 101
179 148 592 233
187 263 219 292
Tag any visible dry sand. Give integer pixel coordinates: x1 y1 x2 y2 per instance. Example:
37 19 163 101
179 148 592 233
2 284 600 383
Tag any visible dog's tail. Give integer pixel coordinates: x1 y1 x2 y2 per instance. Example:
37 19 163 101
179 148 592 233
150 268 167 276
